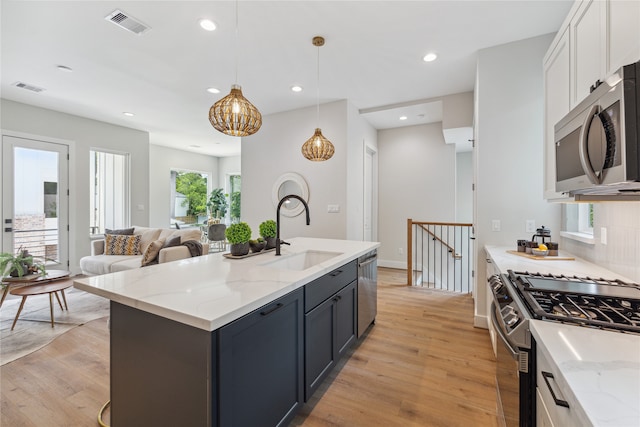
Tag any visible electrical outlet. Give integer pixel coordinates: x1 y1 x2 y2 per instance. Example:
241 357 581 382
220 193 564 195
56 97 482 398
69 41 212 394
491 220 501 232
327 204 340 213
398 247 404 255
601 227 607 245
526 220 536 233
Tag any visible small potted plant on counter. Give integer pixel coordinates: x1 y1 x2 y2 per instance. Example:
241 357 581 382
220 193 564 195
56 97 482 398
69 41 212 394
259 219 277 249
249 237 266 253
225 222 252 256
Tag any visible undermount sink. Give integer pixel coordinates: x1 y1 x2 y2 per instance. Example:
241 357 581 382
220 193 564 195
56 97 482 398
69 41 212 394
260 250 343 271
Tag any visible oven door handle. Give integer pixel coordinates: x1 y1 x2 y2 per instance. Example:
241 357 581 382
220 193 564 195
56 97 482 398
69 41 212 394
490 301 519 360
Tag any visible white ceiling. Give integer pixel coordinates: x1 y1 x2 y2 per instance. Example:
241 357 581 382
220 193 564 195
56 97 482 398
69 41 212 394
1 0 573 157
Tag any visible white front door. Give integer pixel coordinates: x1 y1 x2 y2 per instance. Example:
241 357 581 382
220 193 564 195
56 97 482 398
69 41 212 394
1 135 69 271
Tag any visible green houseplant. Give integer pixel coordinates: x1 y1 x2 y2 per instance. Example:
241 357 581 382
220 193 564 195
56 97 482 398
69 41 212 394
259 220 277 249
225 222 252 256
207 188 228 222
0 248 46 279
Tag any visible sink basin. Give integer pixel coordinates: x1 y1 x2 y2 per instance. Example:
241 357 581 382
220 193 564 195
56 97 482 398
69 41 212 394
260 250 343 271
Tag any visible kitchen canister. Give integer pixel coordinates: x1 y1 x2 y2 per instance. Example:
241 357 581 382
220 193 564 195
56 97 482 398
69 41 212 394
517 240 527 252
547 242 559 256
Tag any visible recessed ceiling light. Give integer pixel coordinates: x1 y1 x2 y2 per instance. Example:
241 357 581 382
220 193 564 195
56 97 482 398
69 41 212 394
423 53 438 62
123 112 134 117
291 85 303 93
207 87 220 94
199 19 216 31
399 116 408 121
57 65 73 72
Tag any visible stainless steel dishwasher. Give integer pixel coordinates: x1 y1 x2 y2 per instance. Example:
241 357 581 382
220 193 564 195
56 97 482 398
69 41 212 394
357 250 377 338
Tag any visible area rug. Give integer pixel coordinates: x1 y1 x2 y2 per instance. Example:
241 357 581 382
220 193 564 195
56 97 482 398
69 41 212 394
0 282 110 365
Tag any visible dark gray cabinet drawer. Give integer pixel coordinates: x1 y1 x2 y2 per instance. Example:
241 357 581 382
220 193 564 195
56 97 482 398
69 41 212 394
304 260 357 312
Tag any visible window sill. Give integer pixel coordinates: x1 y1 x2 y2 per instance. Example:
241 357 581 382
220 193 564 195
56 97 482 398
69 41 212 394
560 231 595 245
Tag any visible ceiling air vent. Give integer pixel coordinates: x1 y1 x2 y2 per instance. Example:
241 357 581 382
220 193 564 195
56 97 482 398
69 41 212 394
12 81 45 93
105 9 150 35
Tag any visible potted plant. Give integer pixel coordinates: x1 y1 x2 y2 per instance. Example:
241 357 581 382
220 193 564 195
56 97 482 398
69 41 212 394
259 219 277 249
0 248 46 279
225 222 252 256
249 237 266 253
207 188 229 223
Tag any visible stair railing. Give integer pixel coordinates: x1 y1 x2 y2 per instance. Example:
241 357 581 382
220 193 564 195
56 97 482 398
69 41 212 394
407 219 474 292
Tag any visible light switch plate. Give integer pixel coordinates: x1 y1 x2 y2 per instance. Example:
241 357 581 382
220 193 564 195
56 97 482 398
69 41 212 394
526 220 536 233
601 227 607 245
492 220 501 232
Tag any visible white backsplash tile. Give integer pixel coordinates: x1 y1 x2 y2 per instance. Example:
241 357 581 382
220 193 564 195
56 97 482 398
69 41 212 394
560 203 640 283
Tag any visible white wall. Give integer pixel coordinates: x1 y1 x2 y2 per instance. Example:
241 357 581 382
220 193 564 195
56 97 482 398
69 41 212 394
377 122 457 268
241 100 349 240
456 151 473 223
148 145 220 228
1 99 149 273
218 155 241 194
474 34 561 326
561 203 640 283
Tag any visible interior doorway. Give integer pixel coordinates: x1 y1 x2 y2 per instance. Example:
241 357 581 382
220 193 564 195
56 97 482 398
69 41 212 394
1 135 69 270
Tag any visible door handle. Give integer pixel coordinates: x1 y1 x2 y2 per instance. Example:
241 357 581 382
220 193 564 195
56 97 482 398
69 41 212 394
579 104 603 185
4 228 12 232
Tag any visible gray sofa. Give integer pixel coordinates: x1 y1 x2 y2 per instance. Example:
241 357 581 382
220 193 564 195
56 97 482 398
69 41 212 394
80 226 209 275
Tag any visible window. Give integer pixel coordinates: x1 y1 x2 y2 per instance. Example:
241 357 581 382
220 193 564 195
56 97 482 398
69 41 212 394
170 170 209 228
90 150 129 235
229 174 241 222
577 203 594 234
561 203 595 244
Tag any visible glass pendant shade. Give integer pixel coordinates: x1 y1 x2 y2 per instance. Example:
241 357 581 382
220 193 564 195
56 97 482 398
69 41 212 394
209 84 262 137
301 128 335 161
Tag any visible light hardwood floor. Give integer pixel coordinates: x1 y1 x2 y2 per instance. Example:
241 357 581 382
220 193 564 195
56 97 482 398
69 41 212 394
0 268 498 426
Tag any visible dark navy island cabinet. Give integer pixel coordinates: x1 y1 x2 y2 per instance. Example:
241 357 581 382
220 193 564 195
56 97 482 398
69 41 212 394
218 287 304 427
304 261 358 400
108 260 359 427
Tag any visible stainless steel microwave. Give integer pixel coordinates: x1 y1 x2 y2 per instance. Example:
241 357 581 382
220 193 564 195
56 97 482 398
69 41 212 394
554 60 639 196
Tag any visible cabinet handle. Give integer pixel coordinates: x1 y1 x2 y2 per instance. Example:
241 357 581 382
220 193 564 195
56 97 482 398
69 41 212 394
260 303 284 317
333 295 342 302
542 371 570 408
330 270 343 277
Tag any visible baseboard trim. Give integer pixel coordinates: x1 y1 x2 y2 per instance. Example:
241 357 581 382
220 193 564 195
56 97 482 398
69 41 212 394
377 259 406 270
474 315 488 329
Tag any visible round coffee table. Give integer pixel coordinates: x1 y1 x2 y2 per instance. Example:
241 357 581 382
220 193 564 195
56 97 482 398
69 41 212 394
0 270 70 309
9 279 73 330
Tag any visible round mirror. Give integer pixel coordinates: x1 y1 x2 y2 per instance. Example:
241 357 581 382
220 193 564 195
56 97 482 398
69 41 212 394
272 172 309 217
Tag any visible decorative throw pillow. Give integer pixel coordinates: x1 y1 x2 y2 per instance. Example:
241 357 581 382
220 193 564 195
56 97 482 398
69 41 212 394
162 235 182 248
105 234 141 255
105 227 135 235
141 239 165 267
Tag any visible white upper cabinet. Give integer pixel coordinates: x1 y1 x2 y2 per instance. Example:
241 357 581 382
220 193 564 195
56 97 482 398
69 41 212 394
570 0 605 107
606 0 640 75
543 28 571 200
543 0 640 201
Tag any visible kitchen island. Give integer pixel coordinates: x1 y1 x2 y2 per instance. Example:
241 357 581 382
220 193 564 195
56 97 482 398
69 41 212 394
485 246 640 427
74 237 379 427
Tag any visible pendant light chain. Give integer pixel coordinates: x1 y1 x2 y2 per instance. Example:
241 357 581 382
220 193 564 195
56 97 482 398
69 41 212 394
316 44 320 128
234 0 239 85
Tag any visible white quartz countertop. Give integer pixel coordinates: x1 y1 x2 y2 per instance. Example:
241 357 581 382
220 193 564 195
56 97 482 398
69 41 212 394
485 245 635 282
485 246 640 426
531 321 640 426
74 237 379 331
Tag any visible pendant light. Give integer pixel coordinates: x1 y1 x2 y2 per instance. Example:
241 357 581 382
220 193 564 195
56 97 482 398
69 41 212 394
209 1 262 137
301 36 334 161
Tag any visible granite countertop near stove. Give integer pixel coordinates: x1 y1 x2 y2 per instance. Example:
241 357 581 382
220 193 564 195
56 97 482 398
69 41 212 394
486 245 640 426
74 237 379 331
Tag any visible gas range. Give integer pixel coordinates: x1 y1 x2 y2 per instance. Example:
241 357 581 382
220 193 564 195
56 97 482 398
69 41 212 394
508 270 640 334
